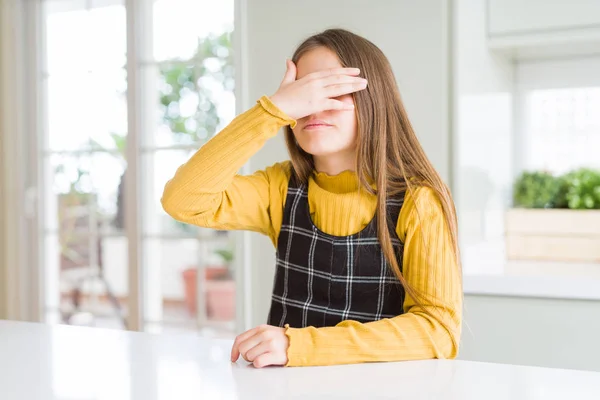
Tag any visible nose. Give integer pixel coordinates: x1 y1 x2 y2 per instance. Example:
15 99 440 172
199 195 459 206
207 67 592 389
306 111 328 121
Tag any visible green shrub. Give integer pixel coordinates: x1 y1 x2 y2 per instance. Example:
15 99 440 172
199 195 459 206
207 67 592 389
512 168 600 209
553 173 571 209
562 168 600 209
513 171 561 209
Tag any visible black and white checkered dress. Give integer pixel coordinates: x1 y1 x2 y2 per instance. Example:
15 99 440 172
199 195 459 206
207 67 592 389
267 176 406 328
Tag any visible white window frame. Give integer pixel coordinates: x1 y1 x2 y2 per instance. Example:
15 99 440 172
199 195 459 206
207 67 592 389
0 0 33 321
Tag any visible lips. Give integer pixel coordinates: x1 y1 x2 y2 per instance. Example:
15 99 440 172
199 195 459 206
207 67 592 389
304 120 333 130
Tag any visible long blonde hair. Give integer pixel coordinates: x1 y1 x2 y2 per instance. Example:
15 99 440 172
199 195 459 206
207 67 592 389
285 28 461 312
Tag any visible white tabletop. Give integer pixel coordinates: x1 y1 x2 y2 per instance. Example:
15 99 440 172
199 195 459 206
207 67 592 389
1 320 599 399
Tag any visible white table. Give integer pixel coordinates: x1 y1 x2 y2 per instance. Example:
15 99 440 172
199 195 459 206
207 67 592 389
1 320 599 399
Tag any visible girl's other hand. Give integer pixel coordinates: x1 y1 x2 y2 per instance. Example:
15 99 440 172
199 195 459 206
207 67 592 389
230 324 290 368
269 60 367 120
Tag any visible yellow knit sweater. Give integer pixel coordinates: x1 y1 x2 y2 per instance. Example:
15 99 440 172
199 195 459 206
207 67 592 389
161 96 462 367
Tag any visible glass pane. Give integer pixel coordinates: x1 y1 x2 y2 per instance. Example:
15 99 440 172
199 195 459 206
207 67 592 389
142 149 204 236
143 238 236 336
44 152 128 329
152 0 234 62
44 0 127 152
140 58 235 149
44 0 88 74
44 232 128 330
46 153 126 234
44 0 126 75
88 1 127 71
524 87 600 174
45 70 127 152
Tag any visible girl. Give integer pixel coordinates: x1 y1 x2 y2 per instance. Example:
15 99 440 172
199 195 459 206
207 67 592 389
162 29 462 368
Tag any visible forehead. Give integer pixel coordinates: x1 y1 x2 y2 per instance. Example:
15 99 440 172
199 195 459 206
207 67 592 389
296 47 342 79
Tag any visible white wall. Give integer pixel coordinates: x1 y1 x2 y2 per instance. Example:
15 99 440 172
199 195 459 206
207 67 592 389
242 0 452 327
453 0 514 274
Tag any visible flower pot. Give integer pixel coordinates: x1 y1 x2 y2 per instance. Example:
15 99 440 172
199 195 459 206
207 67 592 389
206 280 236 321
181 267 235 319
182 268 198 315
505 209 600 262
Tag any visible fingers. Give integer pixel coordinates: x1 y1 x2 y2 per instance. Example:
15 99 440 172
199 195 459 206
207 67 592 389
320 74 367 88
280 59 297 86
253 352 280 369
323 99 355 111
238 331 268 362
310 67 361 79
324 81 368 98
230 325 261 362
230 325 289 368
271 62 363 120
244 340 272 362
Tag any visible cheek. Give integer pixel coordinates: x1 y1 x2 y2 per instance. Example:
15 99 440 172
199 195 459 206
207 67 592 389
335 96 358 137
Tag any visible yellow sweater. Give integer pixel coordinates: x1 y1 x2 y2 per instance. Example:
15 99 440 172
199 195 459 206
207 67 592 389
161 96 462 367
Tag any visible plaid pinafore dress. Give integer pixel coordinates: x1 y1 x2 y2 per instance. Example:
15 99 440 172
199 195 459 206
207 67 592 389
267 175 406 328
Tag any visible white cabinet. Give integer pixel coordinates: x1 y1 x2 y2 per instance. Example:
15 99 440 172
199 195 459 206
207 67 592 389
488 0 600 35
486 0 600 60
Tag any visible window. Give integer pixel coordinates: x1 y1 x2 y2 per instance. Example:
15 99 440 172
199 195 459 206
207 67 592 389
457 55 600 285
38 0 237 335
522 87 600 175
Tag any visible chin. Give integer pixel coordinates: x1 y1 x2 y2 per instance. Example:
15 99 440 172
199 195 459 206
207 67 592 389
295 134 353 157
296 140 343 157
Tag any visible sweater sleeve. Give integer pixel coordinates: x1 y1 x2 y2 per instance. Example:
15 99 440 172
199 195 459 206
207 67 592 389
161 96 293 245
284 187 463 367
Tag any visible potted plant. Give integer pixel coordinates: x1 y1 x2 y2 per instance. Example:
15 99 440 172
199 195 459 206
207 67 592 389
506 168 600 262
182 247 236 321
205 248 235 321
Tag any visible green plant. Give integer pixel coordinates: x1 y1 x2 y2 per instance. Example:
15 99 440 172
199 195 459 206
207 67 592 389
553 173 571 209
159 31 234 143
212 248 234 280
513 171 561 209
214 248 234 263
562 168 600 209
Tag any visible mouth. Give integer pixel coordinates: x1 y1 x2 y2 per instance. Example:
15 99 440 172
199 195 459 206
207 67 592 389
303 120 334 130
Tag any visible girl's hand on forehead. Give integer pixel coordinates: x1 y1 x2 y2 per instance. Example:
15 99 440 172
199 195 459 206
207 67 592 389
270 59 367 120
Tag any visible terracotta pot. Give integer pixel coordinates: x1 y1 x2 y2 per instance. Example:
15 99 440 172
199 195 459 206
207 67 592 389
206 280 236 321
182 268 198 315
181 267 235 320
